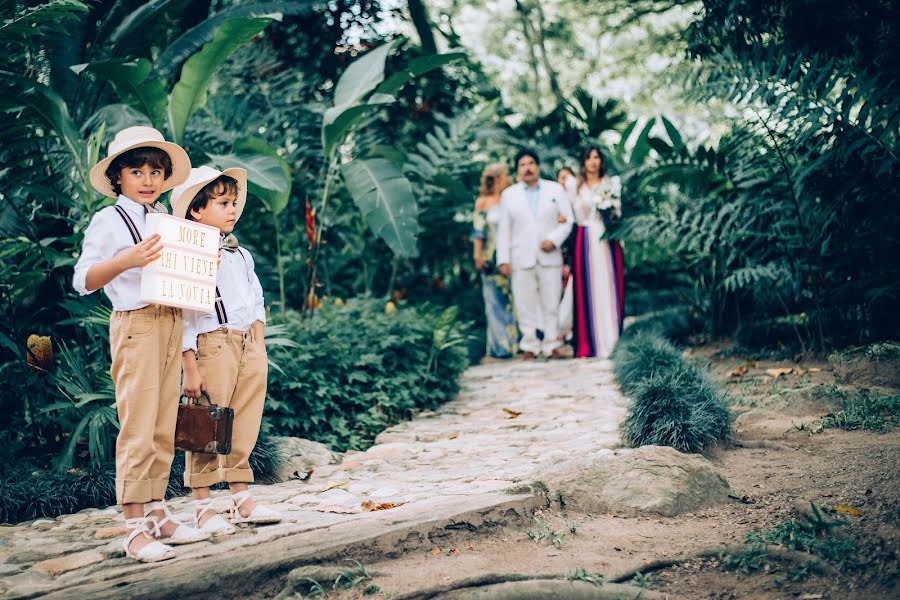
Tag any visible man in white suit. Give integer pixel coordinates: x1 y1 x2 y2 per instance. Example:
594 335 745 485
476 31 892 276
497 149 574 359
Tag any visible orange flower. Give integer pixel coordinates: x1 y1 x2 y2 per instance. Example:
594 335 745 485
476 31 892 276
26 334 53 373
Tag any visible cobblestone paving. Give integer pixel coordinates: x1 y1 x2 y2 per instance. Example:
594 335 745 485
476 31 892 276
0 358 627 599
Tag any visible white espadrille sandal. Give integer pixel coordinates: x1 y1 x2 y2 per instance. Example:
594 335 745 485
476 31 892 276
124 517 174 563
194 497 236 536
144 500 211 545
230 490 281 525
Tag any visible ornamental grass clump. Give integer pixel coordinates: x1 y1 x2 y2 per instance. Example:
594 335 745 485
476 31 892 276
616 331 731 454
613 330 689 395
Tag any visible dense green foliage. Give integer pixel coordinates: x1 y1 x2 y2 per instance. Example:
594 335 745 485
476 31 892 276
2 0 898 520
615 329 732 454
0 432 282 523
0 0 475 521
616 0 900 350
266 299 471 452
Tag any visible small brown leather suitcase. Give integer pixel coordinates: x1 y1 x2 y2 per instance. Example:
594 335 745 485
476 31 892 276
174 392 234 454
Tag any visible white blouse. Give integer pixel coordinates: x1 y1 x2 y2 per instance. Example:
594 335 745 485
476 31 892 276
182 245 266 352
73 195 155 311
563 175 613 228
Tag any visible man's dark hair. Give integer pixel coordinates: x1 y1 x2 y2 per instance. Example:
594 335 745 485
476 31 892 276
514 148 540 167
105 147 174 195
185 176 240 222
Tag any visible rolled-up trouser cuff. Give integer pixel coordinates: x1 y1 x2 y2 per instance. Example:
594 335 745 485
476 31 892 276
185 466 254 488
117 477 169 504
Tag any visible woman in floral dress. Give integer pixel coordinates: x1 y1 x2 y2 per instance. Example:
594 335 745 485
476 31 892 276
472 162 518 359
562 146 624 358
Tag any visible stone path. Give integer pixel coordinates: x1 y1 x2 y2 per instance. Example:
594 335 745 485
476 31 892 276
0 358 628 599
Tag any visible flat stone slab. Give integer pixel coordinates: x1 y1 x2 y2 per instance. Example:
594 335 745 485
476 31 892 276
0 359 633 599
539 445 732 516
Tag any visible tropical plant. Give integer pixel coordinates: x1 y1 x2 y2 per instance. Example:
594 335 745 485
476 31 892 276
265 298 471 451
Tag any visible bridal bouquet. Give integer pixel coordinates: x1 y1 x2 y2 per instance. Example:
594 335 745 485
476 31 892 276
591 176 622 220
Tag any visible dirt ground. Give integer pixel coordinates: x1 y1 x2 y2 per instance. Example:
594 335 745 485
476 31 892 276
291 344 899 599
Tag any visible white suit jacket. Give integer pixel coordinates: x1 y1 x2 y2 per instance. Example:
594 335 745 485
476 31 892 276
496 179 574 270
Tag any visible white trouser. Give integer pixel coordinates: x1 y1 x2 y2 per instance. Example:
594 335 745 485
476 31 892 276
511 265 563 356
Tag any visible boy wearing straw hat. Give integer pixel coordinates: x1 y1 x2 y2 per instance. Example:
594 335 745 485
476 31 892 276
73 126 210 562
172 166 280 535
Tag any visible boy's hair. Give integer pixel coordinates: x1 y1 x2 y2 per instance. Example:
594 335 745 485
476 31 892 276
105 147 174 195
514 148 540 167
185 175 240 222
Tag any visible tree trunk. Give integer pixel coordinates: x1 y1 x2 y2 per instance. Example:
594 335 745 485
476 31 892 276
407 0 438 54
514 0 543 112
531 0 565 106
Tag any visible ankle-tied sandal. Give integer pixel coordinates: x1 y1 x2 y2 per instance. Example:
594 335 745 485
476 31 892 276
144 500 210 545
230 490 281 525
124 517 174 563
194 497 236 536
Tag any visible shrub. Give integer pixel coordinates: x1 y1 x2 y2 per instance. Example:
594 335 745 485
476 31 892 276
613 330 690 395
617 307 698 345
616 331 731 453
265 299 471 451
0 431 283 524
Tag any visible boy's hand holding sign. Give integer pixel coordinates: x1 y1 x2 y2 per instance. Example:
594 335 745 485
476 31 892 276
141 214 219 313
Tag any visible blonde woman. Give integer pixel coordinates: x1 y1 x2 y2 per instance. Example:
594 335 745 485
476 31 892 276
472 163 518 359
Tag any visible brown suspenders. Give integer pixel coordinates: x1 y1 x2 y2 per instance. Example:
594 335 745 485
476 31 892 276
113 205 226 325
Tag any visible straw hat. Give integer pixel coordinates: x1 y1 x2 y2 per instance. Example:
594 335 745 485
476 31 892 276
89 126 191 198
170 166 248 221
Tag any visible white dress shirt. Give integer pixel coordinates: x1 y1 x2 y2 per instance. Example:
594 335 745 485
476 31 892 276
72 195 155 311
496 179 574 270
182 243 266 352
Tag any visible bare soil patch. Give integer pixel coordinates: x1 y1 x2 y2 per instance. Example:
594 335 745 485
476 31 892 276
301 344 898 600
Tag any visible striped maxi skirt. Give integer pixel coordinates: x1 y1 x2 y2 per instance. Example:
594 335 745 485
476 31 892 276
572 222 624 358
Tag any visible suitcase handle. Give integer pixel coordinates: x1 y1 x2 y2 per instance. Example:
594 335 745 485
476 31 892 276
180 390 213 406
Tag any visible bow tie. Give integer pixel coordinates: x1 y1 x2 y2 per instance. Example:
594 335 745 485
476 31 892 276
220 233 240 252
143 201 168 214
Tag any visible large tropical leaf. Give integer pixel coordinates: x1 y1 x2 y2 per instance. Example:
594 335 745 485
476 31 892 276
153 2 314 81
341 157 419 257
1 73 86 184
322 98 394 157
167 16 275 144
107 0 176 51
71 59 167 129
660 115 684 151
0 0 88 44
206 151 288 204
376 50 467 96
628 117 656 167
233 136 292 216
332 39 400 109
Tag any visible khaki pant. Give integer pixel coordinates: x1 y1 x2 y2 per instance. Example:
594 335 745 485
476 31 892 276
184 327 267 488
110 305 182 504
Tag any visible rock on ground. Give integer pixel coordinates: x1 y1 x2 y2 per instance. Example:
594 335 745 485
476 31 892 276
539 445 731 517
270 436 340 482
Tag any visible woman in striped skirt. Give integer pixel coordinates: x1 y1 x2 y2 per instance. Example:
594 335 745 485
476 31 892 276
562 146 624 358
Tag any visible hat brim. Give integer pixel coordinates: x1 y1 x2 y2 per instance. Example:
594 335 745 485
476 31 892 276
89 141 192 199
170 168 248 222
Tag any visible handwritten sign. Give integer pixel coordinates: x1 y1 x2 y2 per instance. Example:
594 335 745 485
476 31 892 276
140 214 219 313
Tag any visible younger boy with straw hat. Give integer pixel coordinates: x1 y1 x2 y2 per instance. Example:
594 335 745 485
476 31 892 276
73 126 210 562
172 166 281 535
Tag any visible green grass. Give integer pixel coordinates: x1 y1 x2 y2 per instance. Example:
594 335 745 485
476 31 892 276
521 516 568 548
613 330 687 396
721 504 859 575
566 566 605 585
615 330 732 454
820 391 900 432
